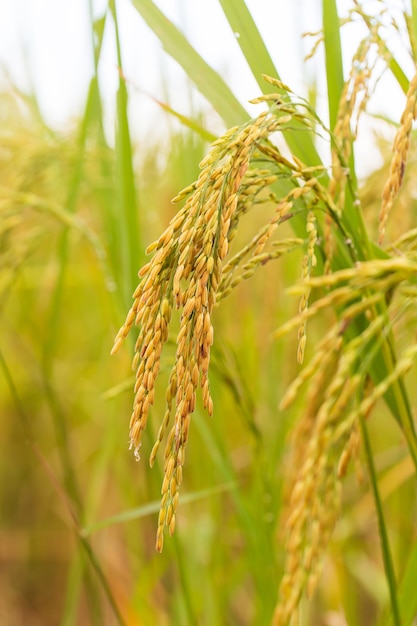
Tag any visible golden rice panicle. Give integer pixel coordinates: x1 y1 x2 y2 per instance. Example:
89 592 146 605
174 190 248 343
252 175 317 259
274 336 363 624
329 35 374 212
379 70 417 244
154 114 275 550
323 30 376 271
337 421 362 480
274 251 417 620
112 109 279 550
279 326 341 412
273 263 411 623
297 210 317 364
218 238 303 303
303 28 324 63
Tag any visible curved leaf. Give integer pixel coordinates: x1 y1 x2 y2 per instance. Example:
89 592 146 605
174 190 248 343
131 0 249 126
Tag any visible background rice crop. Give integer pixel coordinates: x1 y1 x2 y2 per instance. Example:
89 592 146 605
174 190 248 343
2 2 417 626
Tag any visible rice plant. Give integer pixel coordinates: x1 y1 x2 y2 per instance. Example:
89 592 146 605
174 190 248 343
2 1 417 625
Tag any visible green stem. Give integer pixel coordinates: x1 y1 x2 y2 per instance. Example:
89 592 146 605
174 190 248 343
79 535 128 626
360 417 401 626
172 533 198 625
368 311 417 471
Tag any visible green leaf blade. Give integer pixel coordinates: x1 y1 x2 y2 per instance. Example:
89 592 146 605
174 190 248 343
131 0 249 127
323 0 344 130
218 0 279 93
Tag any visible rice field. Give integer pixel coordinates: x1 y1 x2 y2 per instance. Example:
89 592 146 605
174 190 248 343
2 2 417 625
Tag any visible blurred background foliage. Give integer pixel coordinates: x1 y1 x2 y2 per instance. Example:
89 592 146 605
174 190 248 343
1 1 417 625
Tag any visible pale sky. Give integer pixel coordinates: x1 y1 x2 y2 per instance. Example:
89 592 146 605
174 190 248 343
0 0 413 174
0 0 321 132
